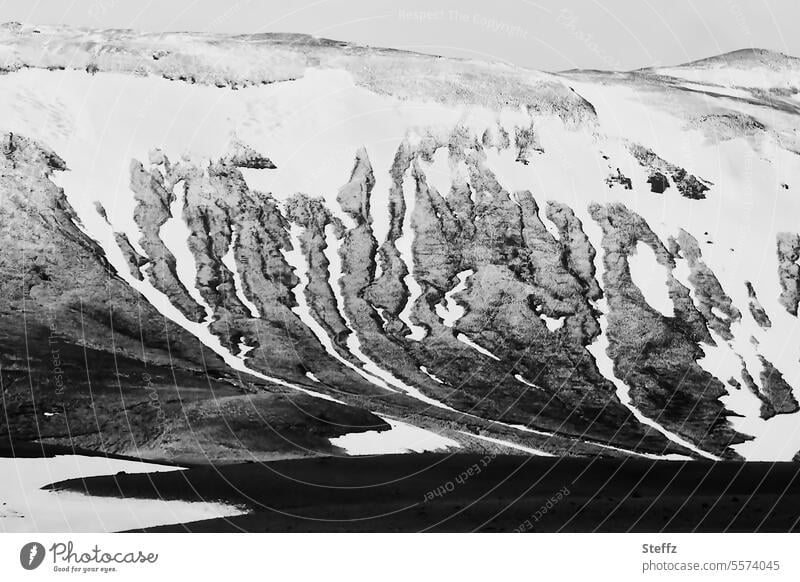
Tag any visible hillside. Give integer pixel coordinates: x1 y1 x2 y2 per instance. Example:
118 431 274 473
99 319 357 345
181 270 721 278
1 23 800 462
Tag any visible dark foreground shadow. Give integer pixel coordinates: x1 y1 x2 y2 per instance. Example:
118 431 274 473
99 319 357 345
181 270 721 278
48 454 800 532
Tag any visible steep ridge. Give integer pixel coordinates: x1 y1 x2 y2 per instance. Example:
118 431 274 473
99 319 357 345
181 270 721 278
1 25 800 460
0 133 389 461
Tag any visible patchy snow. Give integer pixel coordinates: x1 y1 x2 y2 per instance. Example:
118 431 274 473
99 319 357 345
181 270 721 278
2 56 799 461
503 420 691 461
435 269 473 327
541 314 565 332
220 226 260 318
420 366 446 384
330 418 460 455
0 455 245 533
515 374 545 391
483 122 722 459
656 64 800 92
420 147 452 198
324 227 458 411
282 224 395 393
675 81 754 100
587 296 717 460
457 431 553 457
396 168 427 341
456 333 502 361
482 78 800 460
160 179 215 322
237 340 255 359
306 372 321 383
628 241 674 318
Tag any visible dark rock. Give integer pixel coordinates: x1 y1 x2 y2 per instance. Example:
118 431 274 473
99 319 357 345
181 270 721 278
776 232 800 315
757 356 800 420
605 168 632 189
670 230 740 340
647 172 669 193
745 281 772 329
590 202 747 457
629 143 711 199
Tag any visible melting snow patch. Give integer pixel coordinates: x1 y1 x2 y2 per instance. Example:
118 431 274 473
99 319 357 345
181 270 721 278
456 334 501 361
628 241 674 318
0 455 245 533
330 418 460 455
515 374 544 391
587 298 719 460
325 229 462 410
237 340 255 359
159 180 215 322
220 226 260 318
420 147 452 197
396 169 427 341
541 314 565 331
436 269 473 327
283 225 395 393
420 366 446 384
457 431 552 456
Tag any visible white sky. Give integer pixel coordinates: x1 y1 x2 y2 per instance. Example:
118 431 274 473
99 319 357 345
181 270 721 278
0 0 798 71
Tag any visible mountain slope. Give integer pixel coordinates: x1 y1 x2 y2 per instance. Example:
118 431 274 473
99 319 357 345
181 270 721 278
2 24 799 461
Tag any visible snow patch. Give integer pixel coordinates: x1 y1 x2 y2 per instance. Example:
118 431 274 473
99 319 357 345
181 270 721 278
159 180 215 322
282 224 395 393
220 226 260 318
515 374 545 391
330 418 459 455
325 228 459 410
420 366 446 384
457 431 552 457
0 455 244 533
435 269 473 327
628 241 674 318
541 314 565 331
420 147 451 197
456 333 501 361
396 168 427 341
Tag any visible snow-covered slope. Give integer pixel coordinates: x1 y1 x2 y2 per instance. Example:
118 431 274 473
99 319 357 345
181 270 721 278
2 23 800 461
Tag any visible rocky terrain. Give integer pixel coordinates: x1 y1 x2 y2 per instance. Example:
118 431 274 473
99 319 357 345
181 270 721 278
2 25 800 462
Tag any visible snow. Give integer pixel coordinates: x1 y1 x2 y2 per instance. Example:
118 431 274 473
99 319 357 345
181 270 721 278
628 241 674 318
0 455 244 533
2 56 799 460
396 167 427 341
0 67 353 408
160 179 215 322
220 226 261 318
420 366 446 384
481 116 723 459
435 269 473 327
282 224 395 393
515 374 544 391
671 81 753 100
237 340 255 359
330 418 460 455
420 147 452 197
456 334 502 361
457 431 552 457
656 65 800 92
540 314 565 332
484 76 800 460
323 227 459 411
